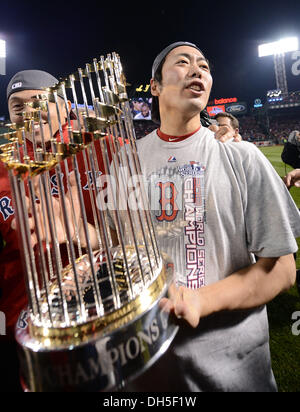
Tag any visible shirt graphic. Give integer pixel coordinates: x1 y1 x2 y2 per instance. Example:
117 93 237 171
0 196 14 221
149 162 206 288
180 163 206 289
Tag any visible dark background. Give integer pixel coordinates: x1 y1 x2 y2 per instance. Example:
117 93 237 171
0 0 299 117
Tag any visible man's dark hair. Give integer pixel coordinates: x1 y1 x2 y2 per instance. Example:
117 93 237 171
214 112 239 130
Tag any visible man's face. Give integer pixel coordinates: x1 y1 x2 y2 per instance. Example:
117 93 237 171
152 46 213 119
133 101 142 111
141 104 150 116
216 116 238 135
8 89 67 145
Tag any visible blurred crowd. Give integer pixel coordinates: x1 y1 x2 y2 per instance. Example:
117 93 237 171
269 115 300 143
238 116 267 142
133 111 300 144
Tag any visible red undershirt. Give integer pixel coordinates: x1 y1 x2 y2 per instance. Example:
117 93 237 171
157 125 201 143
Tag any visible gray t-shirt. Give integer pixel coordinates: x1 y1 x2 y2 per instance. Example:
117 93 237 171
124 126 300 392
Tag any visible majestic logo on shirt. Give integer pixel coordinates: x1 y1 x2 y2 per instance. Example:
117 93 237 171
168 156 177 163
0 196 14 221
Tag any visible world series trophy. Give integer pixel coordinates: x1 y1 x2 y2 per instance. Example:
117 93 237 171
0 53 178 391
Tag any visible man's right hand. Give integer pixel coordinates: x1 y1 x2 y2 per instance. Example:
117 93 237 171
159 283 202 328
283 169 300 189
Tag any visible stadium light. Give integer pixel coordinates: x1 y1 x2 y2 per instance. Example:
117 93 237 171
258 37 298 57
0 39 6 75
258 37 299 96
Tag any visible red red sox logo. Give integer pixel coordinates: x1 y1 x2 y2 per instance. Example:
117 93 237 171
156 182 179 222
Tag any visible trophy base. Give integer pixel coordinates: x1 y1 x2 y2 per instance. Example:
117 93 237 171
15 254 178 392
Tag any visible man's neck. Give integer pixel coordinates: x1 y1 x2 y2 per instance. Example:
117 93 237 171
159 112 201 137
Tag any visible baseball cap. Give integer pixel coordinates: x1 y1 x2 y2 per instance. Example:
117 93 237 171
7 69 77 120
7 70 64 101
151 41 203 78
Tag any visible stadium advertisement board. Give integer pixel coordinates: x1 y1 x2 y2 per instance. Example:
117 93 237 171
207 100 248 117
214 97 237 105
207 105 226 116
225 102 247 115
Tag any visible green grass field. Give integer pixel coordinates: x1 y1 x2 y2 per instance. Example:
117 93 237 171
259 145 300 392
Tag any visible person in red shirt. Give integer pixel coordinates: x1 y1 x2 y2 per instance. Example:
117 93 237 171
0 70 112 391
0 70 76 391
1 71 76 341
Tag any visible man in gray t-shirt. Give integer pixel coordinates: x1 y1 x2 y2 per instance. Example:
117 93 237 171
125 42 300 392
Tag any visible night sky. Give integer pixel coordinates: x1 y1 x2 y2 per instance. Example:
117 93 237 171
0 0 300 118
